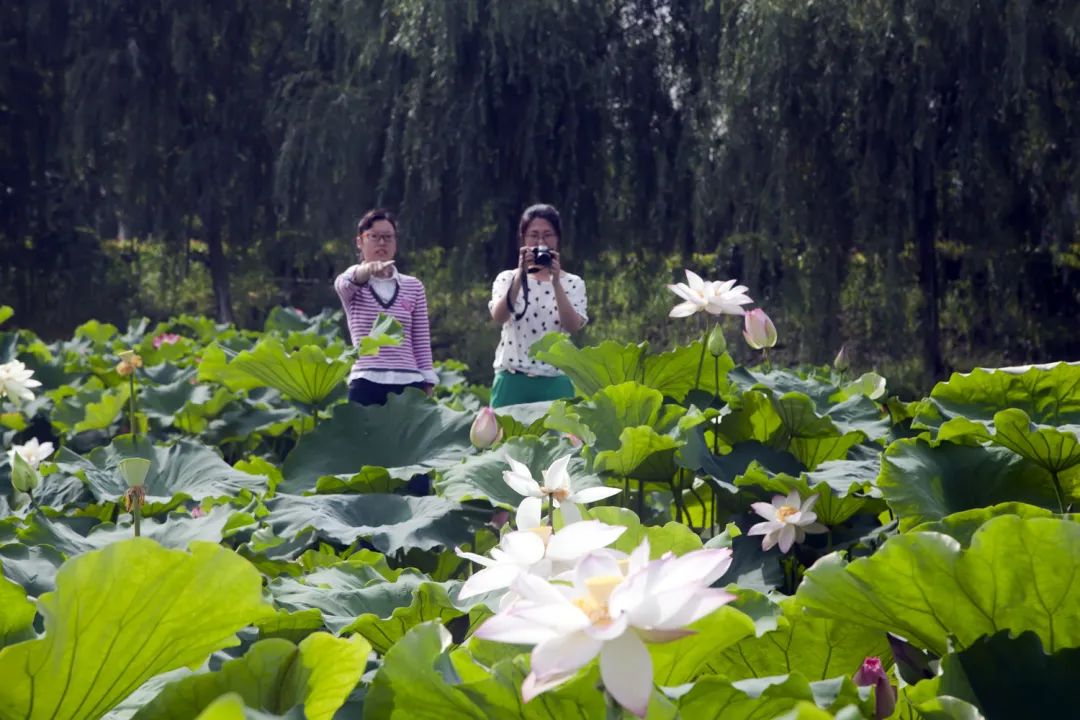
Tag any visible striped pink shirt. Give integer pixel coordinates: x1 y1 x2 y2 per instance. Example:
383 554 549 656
334 266 435 379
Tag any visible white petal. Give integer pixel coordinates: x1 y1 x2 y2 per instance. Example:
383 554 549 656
804 521 829 534
516 497 543 531
747 520 779 536
455 548 495 567
522 670 576 703
503 461 543 498
784 490 802 508
558 501 583 525
777 524 797 553
475 613 560 645
501 531 548 564
654 588 737 628
459 564 522 599
801 494 820 513
684 270 705 291
797 510 818 526
542 455 573 492
750 502 777 521
531 631 603 678
600 631 653 717
513 572 573 607
546 521 625 562
636 628 694 644
668 301 701 318
760 529 779 551
666 283 695 302
627 538 651 576
569 485 621 504
583 614 630 641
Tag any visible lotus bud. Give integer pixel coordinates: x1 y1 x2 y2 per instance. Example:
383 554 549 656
742 309 777 350
470 407 502 449
118 457 151 488
116 360 134 376
11 452 40 493
706 324 728 357
833 344 850 371
853 657 897 719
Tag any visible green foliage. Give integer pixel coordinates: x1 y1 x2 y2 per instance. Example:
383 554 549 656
0 540 274 720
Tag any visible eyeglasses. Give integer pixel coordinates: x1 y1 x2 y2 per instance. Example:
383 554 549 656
524 232 557 244
364 233 397 244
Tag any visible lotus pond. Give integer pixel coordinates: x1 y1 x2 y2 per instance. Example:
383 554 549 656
0 303 1077 720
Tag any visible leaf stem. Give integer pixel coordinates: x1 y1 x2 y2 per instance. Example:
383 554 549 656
692 327 707 396
1050 471 1067 514
128 374 138 441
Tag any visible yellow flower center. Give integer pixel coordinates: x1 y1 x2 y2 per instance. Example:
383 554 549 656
543 487 571 502
527 526 553 544
571 574 622 625
775 505 798 524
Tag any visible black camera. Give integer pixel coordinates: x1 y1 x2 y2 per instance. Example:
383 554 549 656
531 245 554 270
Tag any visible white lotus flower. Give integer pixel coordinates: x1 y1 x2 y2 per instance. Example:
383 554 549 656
667 270 753 318
475 540 736 717
0 360 41 406
6 437 54 469
748 490 827 553
504 455 620 524
455 520 626 604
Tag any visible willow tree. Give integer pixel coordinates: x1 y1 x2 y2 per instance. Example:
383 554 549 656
62 0 304 322
708 0 1080 381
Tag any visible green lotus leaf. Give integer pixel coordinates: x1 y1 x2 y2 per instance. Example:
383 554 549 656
197 345 265 392
877 438 1075 530
262 494 488 554
73 319 119 348
911 502 1066 546
223 337 354 406
138 366 215 428
913 362 1080 437
0 539 274 720
990 408 1080 475
938 630 1078 720
796 515 1080 656
585 506 703 557
54 437 267 509
0 306 12 326
0 573 34 648
364 622 488 719
704 597 889 682
0 542 65 597
16 505 241 555
648 606 758 685
530 335 647 397
640 342 734 400
434 435 589 508
132 632 369 720
676 672 871 720
593 425 682 481
279 391 472 492
74 382 130 433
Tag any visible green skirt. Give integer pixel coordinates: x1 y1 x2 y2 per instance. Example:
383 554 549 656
490 370 575 408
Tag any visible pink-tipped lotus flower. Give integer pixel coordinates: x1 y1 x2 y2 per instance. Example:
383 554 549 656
667 270 753 319
503 455 620 524
475 539 735 717
470 407 502 449
748 490 827 553
742 309 778 350
152 332 182 349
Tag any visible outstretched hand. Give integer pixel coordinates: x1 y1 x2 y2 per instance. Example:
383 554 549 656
355 260 396 283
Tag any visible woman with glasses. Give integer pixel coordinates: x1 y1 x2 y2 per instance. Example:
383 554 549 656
334 208 437 405
488 203 587 408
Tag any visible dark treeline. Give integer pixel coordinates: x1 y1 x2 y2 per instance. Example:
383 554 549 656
2 0 1078 390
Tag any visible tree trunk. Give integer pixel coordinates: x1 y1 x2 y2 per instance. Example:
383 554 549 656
914 152 944 384
205 212 235 324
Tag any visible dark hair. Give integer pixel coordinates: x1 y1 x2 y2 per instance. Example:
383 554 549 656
518 203 562 241
356 208 398 235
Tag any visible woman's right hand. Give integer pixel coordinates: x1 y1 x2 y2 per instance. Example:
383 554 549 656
354 260 395 284
518 246 534 275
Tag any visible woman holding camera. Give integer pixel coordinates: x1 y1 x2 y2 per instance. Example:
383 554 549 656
488 204 587 408
335 208 438 406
